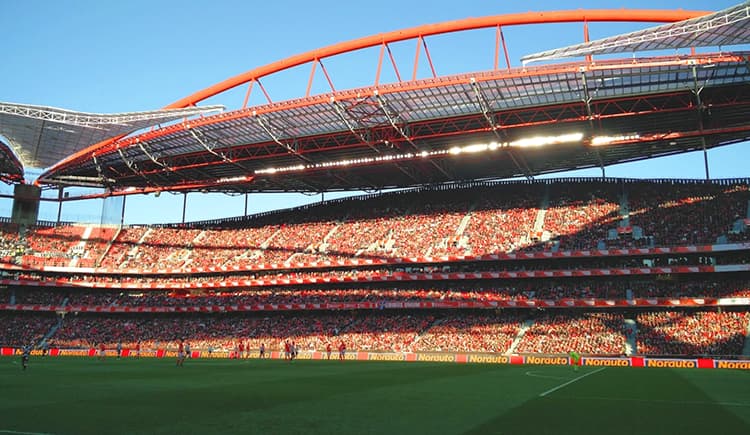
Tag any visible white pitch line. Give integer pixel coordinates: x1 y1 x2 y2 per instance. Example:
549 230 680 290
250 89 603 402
539 367 606 397
525 370 568 380
564 395 750 408
0 430 56 435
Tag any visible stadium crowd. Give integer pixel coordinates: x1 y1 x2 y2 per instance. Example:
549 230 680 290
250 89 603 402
7 245 748 292
0 307 743 358
3 278 750 309
412 311 524 353
635 310 749 356
515 312 628 355
1 180 746 272
541 184 621 252
0 312 58 347
0 180 748 360
623 183 749 248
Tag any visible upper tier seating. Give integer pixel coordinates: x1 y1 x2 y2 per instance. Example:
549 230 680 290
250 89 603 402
11 180 749 270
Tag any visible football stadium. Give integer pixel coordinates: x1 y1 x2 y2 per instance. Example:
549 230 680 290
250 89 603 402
2 1 750 433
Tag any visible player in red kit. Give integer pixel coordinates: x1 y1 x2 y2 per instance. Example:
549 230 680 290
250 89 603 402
338 341 346 361
326 343 332 360
177 340 185 367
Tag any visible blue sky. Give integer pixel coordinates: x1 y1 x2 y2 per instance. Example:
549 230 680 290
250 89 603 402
1 0 745 224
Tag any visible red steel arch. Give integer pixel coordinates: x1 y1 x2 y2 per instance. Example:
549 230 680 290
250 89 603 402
41 9 709 185
166 9 708 109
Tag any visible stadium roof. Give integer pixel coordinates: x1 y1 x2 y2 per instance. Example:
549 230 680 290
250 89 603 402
522 2 750 64
35 9 726 195
37 53 750 194
0 102 223 181
29 7 750 195
0 138 23 183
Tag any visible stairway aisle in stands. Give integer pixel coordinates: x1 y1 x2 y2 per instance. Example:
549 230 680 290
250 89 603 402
67 225 93 268
506 319 534 355
624 318 637 356
619 187 631 231
123 227 153 269
39 315 64 348
532 187 549 244
410 316 444 350
96 226 122 267
254 228 282 262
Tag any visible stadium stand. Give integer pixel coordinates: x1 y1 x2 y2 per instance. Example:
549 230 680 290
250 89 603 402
7 307 744 358
635 310 749 356
5 278 749 309
2 179 749 359
412 311 525 353
0 312 58 347
8 180 748 273
515 312 628 355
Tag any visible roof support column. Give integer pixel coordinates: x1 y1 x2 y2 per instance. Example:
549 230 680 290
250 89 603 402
691 64 710 180
57 186 64 225
182 192 188 224
702 137 710 181
121 195 127 226
580 69 606 178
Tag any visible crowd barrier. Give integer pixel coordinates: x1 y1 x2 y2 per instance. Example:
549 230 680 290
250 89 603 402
2 347 747 369
5 265 750 291
2 297 749 313
4 243 749 276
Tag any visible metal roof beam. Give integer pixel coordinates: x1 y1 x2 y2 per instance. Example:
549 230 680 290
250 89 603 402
0 102 223 127
374 92 454 180
137 141 173 172
117 148 162 188
470 78 534 180
691 64 712 180
255 114 315 165
189 127 254 174
330 98 422 186
374 92 417 149
91 154 116 188
330 99 381 153
43 175 111 188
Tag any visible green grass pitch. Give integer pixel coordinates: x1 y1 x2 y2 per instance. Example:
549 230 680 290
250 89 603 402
1 356 749 434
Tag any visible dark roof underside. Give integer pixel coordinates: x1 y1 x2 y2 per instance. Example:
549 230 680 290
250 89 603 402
40 53 750 193
0 139 23 183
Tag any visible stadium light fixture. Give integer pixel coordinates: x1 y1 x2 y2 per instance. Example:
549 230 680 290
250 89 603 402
590 134 641 146
254 133 583 175
509 132 583 148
